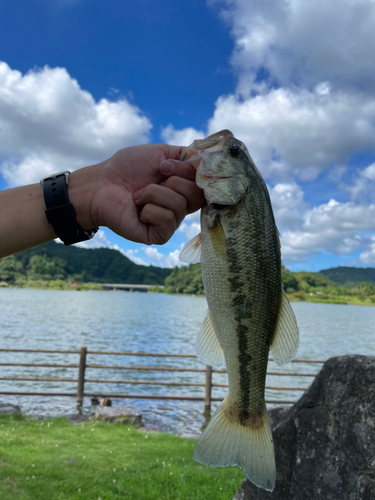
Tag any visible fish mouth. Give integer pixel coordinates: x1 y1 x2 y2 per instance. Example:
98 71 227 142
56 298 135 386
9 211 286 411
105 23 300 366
209 203 232 211
203 175 232 180
179 130 234 169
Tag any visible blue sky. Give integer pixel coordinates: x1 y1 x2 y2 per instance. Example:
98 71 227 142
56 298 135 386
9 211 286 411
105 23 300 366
1 0 375 271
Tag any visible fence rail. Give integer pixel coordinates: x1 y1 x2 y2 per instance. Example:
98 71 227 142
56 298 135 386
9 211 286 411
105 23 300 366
0 347 324 412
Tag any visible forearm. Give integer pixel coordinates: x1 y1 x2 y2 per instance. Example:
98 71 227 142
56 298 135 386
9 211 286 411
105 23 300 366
0 143 204 258
0 166 98 259
0 183 55 258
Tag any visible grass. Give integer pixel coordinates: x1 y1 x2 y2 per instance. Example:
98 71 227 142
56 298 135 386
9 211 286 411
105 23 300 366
0 415 244 500
287 293 375 306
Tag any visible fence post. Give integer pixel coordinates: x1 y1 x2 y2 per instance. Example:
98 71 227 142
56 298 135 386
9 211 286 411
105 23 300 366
77 346 87 408
204 365 212 414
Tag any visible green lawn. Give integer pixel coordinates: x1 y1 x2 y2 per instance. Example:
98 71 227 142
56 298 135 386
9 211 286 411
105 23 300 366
0 415 244 500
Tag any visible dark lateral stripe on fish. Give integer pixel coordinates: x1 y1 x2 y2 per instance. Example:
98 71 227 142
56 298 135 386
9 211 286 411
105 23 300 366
226 222 282 425
225 228 256 423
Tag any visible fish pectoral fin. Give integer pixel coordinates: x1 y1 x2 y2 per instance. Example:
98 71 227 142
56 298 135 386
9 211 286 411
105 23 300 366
270 289 299 365
195 308 226 369
193 397 276 492
179 233 202 264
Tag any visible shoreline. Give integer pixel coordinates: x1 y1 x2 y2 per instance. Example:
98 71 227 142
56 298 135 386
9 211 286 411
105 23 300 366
1 284 375 306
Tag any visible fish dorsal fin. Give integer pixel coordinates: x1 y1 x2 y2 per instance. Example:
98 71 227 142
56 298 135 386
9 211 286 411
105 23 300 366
179 233 202 264
195 308 226 369
270 290 299 365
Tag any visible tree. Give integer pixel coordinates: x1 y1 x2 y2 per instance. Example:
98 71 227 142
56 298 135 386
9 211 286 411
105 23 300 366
27 255 67 281
0 256 24 283
164 264 204 294
281 265 299 293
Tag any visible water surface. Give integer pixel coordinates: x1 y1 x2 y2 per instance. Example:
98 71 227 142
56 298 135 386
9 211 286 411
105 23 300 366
1 289 374 433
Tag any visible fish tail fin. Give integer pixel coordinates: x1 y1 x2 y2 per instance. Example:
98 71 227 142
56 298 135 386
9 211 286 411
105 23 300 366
193 397 275 491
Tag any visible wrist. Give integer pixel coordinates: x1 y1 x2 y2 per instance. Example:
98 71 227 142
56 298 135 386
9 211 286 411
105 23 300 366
67 165 101 230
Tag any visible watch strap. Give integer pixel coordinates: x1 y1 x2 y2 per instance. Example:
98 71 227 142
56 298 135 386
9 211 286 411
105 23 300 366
41 171 98 246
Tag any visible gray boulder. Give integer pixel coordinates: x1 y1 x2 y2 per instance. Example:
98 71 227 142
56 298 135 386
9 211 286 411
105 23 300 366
0 402 21 415
234 355 375 500
137 425 164 433
95 406 142 426
66 413 90 424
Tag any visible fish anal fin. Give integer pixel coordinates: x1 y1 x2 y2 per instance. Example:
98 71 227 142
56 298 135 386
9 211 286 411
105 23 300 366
270 290 299 365
195 308 225 369
179 233 202 264
193 397 276 492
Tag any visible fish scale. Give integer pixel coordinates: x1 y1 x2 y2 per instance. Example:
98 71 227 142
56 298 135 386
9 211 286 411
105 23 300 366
204 193 281 425
179 129 299 491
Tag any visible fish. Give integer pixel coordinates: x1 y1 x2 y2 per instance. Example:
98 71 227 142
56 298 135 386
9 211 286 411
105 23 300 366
179 130 299 491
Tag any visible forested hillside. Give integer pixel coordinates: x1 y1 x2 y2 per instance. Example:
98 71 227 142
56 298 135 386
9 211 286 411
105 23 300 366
3 241 375 306
320 266 375 286
158 263 375 305
0 241 171 288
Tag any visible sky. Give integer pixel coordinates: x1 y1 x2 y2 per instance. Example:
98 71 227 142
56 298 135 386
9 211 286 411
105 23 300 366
1 0 375 272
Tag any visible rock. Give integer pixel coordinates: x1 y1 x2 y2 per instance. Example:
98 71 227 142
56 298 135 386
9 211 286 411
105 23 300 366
267 406 290 429
0 402 21 415
29 414 54 420
95 406 142 426
137 425 164 433
181 433 201 439
66 413 90 424
234 355 375 500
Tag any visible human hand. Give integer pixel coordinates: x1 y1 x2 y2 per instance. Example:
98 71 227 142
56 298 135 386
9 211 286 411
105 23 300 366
85 144 205 245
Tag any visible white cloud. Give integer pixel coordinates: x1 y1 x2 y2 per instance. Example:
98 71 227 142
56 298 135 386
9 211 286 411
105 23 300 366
207 87 375 181
75 229 112 249
0 61 152 186
160 124 205 146
142 246 165 264
359 236 375 266
111 247 147 266
348 162 375 201
212 0 375 94
164 249 184 268
268 182 306 231
363 163 375 181
184 210 201 224
75 233 152 266
281 199 375 263
138 246 186 268
179 222 201 241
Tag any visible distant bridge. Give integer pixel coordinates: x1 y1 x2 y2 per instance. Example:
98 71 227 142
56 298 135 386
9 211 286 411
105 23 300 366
101 283 164 292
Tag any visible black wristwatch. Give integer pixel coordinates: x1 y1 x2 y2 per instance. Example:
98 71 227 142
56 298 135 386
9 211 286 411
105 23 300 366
40 171 98 246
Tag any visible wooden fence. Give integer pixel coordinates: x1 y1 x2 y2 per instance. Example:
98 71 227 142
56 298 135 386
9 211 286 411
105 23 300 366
0 348 324 413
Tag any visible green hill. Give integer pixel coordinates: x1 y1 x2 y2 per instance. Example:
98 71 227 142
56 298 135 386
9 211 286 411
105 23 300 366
320 266 375 286
158 263 375 306
0 241 171 287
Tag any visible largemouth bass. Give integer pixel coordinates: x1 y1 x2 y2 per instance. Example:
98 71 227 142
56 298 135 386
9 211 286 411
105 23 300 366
179 130 299 491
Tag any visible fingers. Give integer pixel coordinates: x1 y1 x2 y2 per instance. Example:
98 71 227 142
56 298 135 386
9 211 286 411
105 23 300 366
160 159 196 182
160 158 205 213
133 181 205 245
137 204 179 245
162 176 205 214
159 144 186 160
134 184 188 227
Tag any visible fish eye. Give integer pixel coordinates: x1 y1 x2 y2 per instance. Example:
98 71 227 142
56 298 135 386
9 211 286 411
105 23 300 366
229 144 241 157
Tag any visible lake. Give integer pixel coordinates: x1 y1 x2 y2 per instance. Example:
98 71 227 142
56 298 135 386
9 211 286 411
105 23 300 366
1 288 374 434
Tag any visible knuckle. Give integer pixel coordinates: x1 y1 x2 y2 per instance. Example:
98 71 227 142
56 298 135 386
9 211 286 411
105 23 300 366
165 176 181 191
155 232 169 245
165 210 176 224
